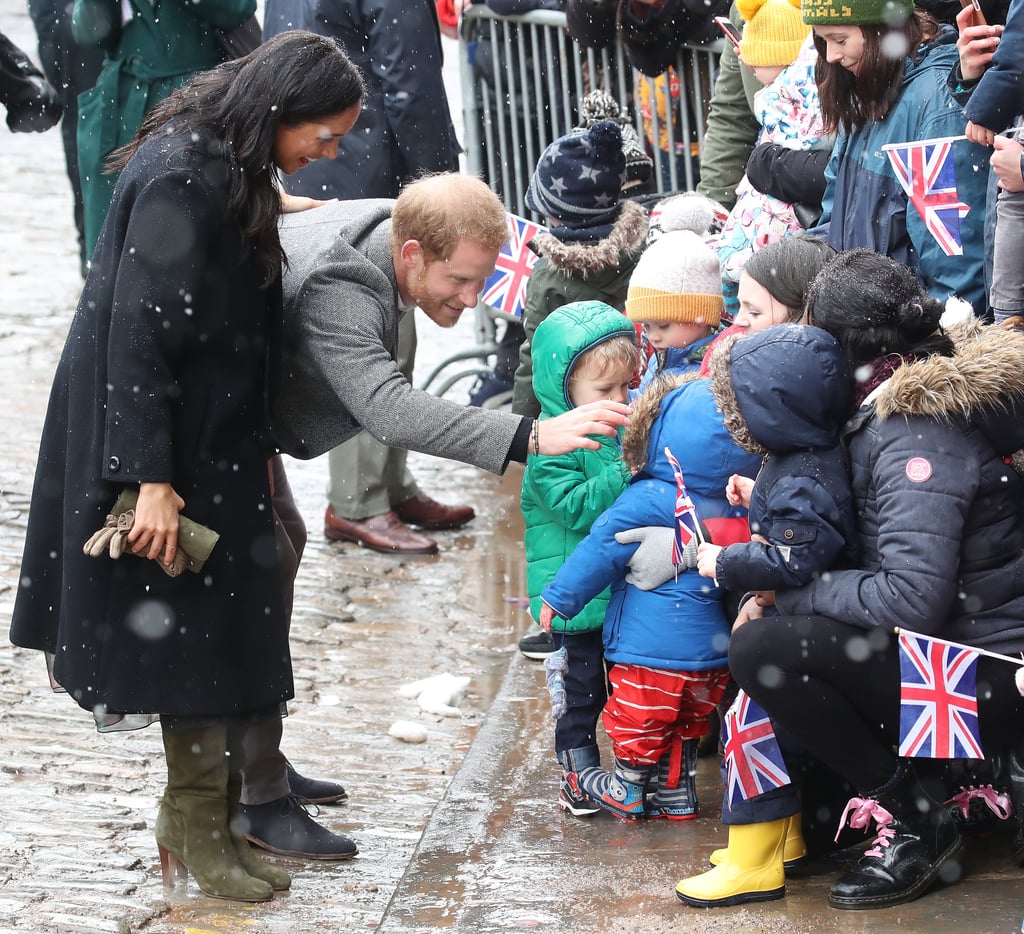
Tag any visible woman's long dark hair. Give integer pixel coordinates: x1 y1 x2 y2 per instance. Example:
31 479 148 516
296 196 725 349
814 10 939 134
805 249 954 364
110 31 364 284
743 236 837 320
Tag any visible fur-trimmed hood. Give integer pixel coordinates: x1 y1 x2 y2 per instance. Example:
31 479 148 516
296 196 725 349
621 373 760 513
708 325 851 457
621 371 697 472
529 199 648 278
876 319 1024 421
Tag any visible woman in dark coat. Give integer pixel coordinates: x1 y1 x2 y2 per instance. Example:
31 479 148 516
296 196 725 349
727 250 1024 911
9 30 363 902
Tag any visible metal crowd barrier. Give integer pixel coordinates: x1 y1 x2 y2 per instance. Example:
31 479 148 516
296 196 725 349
458 5 724 217
422 8 723 398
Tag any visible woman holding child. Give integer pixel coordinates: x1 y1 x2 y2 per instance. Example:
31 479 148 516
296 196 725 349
805 0 990 313
694 250 1024 911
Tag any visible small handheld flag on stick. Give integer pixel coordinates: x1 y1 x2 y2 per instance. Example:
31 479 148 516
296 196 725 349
481 213 548 318
896 628 983 759
882 136 970 257
663 445 705 565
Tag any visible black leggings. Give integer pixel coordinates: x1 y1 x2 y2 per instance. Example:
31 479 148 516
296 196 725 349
730 615 1024 793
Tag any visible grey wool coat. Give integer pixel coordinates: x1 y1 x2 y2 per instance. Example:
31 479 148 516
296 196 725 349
10 128 293 720
271 198 525 474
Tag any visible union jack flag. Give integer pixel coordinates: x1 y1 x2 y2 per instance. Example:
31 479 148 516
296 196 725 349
882 137 971 257
722 690 791 806
481 213 548 318
898 630 982 759
663 446 700 564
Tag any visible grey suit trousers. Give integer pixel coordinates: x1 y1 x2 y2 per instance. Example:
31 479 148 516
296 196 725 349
326 309 419 517
240 455 307 805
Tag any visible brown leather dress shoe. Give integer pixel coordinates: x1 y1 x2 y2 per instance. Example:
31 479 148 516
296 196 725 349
324 505 438 554
393 492 476 531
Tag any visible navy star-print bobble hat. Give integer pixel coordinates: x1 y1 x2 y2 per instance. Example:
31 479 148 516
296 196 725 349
526 119 626 228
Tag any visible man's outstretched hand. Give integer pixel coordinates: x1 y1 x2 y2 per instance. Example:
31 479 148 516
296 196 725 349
537 400 630 455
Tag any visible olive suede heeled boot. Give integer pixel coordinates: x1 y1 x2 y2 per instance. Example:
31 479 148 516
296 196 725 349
156 724 274 902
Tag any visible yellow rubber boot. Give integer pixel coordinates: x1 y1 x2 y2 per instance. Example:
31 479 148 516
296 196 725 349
708 812 807 871
676 818 787 907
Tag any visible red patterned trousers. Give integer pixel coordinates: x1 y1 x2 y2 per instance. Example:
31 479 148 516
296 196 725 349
603 663 730 780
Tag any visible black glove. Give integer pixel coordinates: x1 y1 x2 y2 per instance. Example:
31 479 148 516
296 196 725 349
0 33 63 133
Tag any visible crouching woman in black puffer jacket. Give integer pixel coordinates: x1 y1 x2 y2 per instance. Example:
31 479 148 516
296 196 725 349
727 249 1024 912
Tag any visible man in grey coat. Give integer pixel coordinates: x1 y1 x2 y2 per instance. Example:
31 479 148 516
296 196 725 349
240 173 631 860
271 173 631 475
264 0 466 555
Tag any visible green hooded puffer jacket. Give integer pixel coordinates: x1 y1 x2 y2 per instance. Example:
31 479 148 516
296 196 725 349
520 300 637 633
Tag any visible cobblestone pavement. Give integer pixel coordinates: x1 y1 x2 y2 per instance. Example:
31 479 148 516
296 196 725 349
5 9 1024 934
0 6 527 932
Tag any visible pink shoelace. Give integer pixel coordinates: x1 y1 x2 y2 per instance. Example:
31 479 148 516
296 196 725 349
944 784 1013 821
835 796 896 858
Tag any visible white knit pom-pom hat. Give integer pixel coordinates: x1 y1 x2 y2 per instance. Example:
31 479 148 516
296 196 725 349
626 192 723 327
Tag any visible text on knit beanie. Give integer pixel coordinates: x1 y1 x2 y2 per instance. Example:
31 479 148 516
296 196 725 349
801 0 913 26
738 0 810 67
625 193 724 328
526 120 626 227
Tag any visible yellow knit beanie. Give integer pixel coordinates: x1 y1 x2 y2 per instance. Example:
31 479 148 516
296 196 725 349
737 0 809 68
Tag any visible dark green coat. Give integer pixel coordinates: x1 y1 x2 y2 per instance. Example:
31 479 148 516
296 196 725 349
73 0 255 254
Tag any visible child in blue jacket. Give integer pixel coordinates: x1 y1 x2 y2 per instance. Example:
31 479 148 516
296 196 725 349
540 374 761 820
625 193 726 394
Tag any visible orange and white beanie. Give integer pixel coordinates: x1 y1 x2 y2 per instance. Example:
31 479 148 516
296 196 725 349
625 193 723 328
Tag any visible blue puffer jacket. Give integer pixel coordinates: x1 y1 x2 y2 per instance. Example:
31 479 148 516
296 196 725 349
707 325 861 592
634 331 717 396
812 28 990 314
542 375 761 671
775 322 1024 655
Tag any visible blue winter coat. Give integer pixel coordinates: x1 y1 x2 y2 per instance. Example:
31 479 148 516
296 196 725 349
775 322 1024 656
542 375 761 671
706 325 860 592
812 28 991 314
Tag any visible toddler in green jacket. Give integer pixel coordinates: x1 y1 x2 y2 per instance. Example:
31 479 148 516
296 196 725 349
520 299 639 817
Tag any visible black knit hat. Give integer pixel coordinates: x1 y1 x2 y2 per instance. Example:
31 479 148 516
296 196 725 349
576 91 654 188
526 120 626 227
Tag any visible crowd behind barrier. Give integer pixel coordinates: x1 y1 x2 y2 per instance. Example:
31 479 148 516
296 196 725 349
458 5 723 216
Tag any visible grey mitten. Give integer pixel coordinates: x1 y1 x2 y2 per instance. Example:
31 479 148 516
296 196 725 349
678 538 698 570
615 525 680 591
